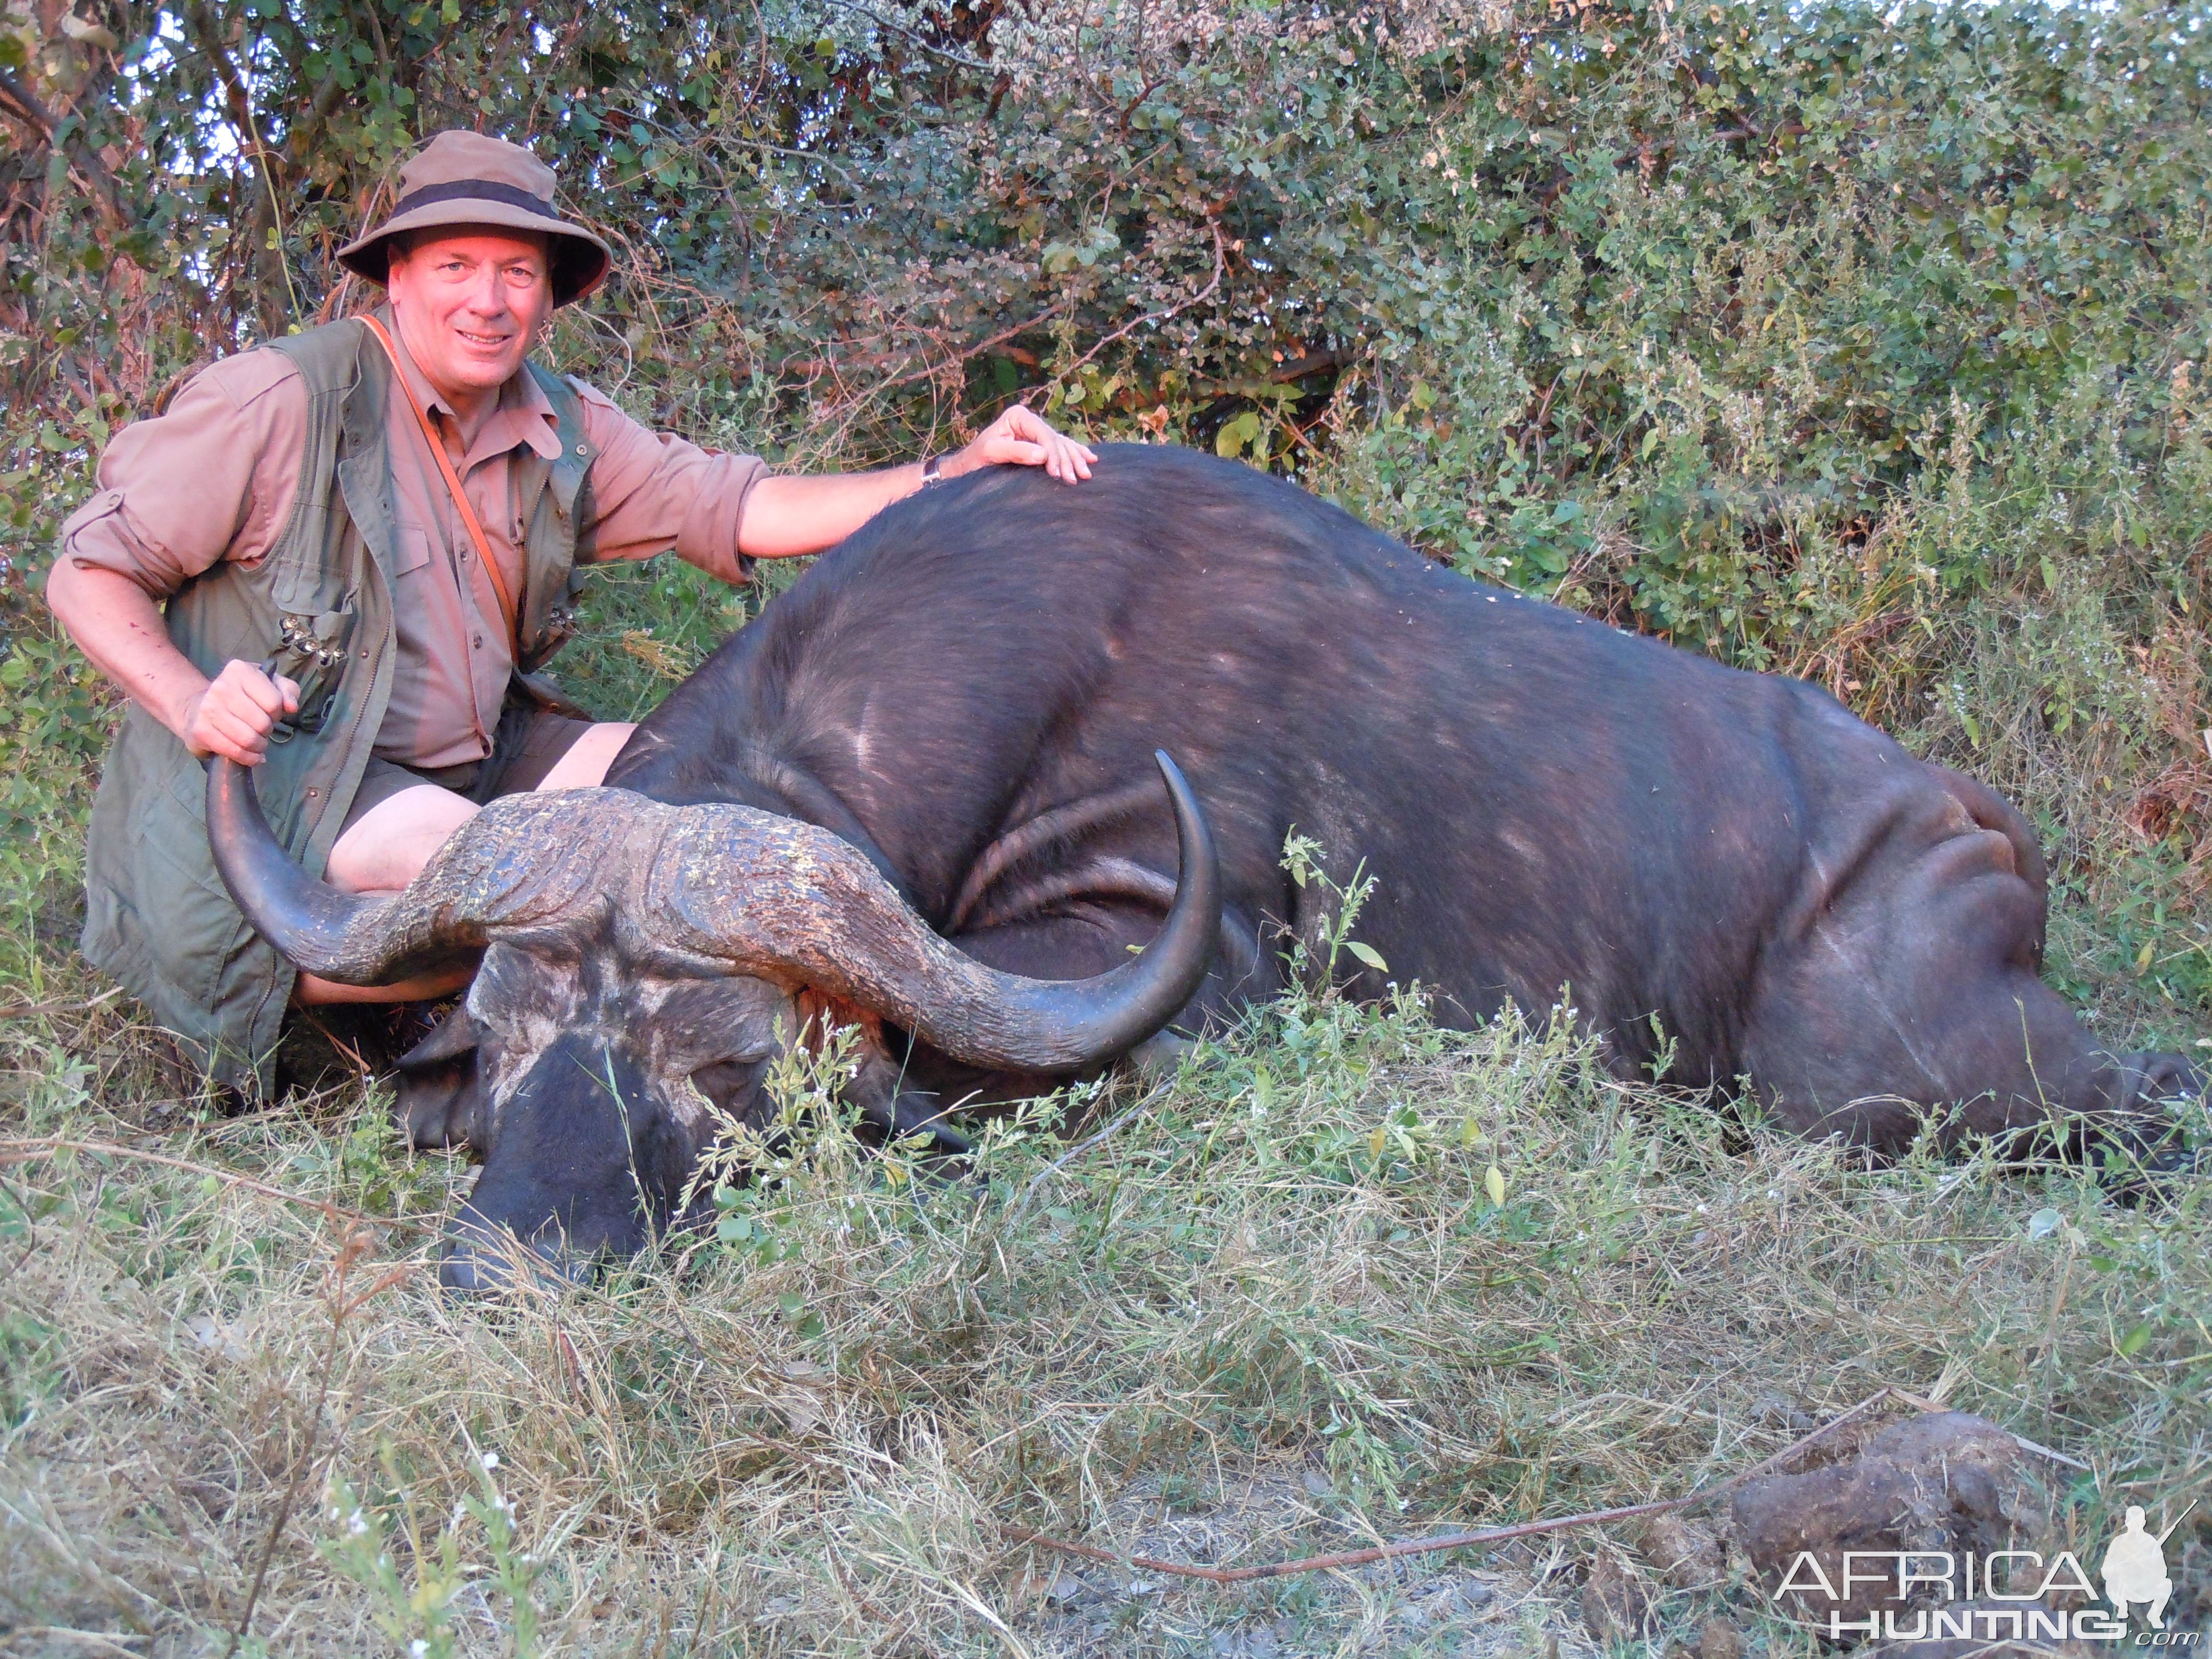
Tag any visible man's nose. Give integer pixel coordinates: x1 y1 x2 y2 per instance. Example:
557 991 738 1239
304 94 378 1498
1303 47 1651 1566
462 266 510 317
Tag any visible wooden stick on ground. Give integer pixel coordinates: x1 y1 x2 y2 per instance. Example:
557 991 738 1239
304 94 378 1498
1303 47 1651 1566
1000 1385 1980 1585
0 988 122 1022
1005 1081 1173 1230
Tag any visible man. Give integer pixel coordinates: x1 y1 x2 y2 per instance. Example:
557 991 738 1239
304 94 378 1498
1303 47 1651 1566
2100 1505 2174 1629
46 130 1096 1093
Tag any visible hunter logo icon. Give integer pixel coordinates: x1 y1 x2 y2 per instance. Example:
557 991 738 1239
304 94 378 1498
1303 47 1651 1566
2103 1502 2190 1629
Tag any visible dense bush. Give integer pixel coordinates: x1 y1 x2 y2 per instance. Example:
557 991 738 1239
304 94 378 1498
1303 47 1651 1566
4 0 2211 1015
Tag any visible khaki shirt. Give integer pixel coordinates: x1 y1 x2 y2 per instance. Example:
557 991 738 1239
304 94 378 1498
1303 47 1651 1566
59 312 764 768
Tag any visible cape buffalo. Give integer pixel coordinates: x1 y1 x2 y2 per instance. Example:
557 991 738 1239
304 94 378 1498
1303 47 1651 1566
209 445 2199 1285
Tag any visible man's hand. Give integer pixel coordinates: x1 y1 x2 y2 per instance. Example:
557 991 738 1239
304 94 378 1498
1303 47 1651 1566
736 407 1099 560
949 406 1098 483
183 659 301 766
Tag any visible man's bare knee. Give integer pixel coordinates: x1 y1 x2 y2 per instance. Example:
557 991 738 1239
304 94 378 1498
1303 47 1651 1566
537 721 634 791
325 783 478 895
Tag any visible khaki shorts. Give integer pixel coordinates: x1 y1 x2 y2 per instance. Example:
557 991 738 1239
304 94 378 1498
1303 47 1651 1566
339 705 597 837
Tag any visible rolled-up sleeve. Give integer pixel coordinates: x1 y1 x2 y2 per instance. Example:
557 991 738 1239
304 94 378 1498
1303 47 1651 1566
56 350 307 598
569 379 768 584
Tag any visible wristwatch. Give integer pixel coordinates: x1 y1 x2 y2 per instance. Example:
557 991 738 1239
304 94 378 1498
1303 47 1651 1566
921 454 945 487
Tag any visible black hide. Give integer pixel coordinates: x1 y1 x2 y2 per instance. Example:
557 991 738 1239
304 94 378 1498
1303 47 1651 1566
595 444 2190 1155
440 1033 694 1291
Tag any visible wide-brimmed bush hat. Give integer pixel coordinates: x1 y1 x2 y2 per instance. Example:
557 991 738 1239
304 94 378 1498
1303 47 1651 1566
337 131 611 307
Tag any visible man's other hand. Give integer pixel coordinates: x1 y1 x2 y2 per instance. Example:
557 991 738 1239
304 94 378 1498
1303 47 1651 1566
185 659 302 765
953 406 1098 483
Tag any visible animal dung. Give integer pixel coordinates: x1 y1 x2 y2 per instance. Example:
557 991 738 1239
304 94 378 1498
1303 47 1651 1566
1730 1411 2049 1627
1633 1512 1724 1590
1579 1551 1653 1642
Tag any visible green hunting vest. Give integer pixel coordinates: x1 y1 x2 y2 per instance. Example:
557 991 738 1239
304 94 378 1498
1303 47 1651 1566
79 317 596 1094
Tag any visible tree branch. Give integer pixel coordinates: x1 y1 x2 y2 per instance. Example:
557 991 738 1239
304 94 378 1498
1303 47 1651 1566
0 66 127 228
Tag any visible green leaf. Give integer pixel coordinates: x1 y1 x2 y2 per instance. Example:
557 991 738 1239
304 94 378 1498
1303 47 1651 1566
2116 1321 2153 1357
1344 940 1389 972
1483 1165 1507 1207
1216 409 1262 459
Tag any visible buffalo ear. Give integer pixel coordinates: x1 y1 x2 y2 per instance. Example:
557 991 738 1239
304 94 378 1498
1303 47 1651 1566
395 1005 488 1153
398 1004 485 1070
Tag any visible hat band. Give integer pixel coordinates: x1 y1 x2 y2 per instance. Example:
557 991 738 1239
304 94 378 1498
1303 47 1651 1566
387 178 564 222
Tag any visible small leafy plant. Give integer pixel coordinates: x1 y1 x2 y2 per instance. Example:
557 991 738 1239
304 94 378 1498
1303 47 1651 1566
1279 830 1391 992
318 1445 545 1658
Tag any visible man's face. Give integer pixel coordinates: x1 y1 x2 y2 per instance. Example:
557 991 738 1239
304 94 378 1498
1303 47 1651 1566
385 228 554 402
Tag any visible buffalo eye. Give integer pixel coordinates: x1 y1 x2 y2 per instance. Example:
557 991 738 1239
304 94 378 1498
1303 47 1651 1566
689 1057 768 1120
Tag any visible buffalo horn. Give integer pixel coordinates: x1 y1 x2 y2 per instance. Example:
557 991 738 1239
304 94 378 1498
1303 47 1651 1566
650 751 1221 1071
204 756 568 983
209 749 1221 1072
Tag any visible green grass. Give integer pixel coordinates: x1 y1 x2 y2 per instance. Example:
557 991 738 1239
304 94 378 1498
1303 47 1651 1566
1 972 2205 1654
5 437 2212 1649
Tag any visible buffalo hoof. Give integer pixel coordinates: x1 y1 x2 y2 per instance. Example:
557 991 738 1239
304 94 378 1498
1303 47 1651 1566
438 1208 592 1296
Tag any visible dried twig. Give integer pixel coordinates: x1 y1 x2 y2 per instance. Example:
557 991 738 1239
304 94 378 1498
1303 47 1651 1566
1061 220 1228 380
0 1629 146 1657
0 1137 441 1238
0 988 121 1022
1004 1080 1172 1230
813 0 993 71
224 1229 412 1654
1001 1386 1982 1585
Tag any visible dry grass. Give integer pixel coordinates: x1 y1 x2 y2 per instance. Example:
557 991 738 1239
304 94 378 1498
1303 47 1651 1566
2 984 2206 1656
4 442 2210 1653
